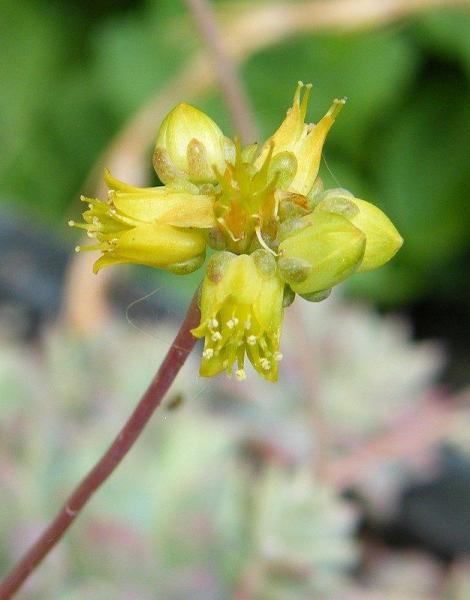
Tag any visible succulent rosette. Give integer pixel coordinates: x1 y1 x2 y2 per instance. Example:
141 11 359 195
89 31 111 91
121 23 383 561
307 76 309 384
71 82 402 381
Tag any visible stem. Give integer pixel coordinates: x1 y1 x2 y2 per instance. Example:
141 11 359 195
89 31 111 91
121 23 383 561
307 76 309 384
184 0 257 144
0 292 201 600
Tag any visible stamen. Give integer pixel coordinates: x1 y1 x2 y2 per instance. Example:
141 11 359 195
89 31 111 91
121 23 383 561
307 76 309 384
274 352 283 362
209 318 219 329
203 348 214 359
260 358 271 371
226 319 235 329
235 369 247 381
247 335 257 346
211 332 222 342
255 226 277 257
217 217 243 242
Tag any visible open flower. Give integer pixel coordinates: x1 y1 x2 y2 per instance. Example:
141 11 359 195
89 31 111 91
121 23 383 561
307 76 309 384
71 82 403 381
256 81 346 196
69 169 213 273
191 251 284 382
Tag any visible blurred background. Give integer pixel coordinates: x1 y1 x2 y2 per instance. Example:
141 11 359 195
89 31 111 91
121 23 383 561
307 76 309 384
1 0 469 598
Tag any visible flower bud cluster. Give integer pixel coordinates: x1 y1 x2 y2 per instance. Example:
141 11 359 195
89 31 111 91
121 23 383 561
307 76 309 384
71 82 403 381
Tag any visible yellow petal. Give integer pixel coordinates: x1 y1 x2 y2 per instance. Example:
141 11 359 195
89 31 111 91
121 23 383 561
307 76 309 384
104 169 161 193
114 224 206 267
253 275 284 332
289 98 346 195
112 191 216 228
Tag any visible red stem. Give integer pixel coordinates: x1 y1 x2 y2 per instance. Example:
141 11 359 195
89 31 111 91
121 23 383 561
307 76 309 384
0 293 200 600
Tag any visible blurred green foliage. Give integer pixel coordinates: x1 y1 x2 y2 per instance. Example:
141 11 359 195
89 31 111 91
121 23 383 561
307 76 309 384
1 0 469 306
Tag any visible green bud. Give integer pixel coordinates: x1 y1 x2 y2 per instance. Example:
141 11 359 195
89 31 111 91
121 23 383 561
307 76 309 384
347 198 403 272
252 249 277 279
167 252 206 275
300 288 331 302
278 211 366 294
206 251 235 283
154 102 226 184
278 256 311 284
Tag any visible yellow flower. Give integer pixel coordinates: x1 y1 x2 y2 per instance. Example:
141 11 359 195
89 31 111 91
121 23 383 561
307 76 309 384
71 82 403 381
191 251 284 382
256 81 345 196
69 170 212 273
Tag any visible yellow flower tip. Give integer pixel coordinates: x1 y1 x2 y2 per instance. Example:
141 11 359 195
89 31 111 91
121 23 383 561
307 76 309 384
347 198 403 272
257 84 345 197
191 251 284 382
312 193 403 272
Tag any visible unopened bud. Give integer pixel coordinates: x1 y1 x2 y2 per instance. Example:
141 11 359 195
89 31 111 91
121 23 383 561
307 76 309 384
154 102 226 184
278 256 311 284
278 211 365 294
206 251 235 283
167 253 206 275
252 249 277 279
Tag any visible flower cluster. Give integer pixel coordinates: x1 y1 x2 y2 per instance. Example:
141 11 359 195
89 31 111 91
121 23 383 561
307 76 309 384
71 82 402 381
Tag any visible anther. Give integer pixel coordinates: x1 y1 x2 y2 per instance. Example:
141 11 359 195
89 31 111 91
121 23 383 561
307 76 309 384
209 318 219 329
226 319 235 329
211 332 222 342
260 358 271 370
274 352 283 362
247 335 257 346
235 369 247 381
68 220 75 227
203 348 214 359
